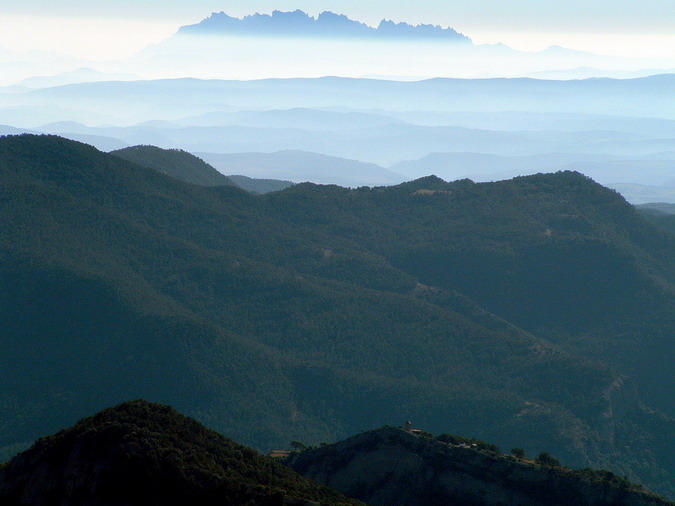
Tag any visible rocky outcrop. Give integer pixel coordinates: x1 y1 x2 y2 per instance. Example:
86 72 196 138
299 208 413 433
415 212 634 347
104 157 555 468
287 428 670 506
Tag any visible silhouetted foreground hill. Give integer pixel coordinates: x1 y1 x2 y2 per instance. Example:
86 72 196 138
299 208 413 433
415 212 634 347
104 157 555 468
0 135 673 497
288 428 669 506
0 400 359 505
2 403 667 506
111 145 235 187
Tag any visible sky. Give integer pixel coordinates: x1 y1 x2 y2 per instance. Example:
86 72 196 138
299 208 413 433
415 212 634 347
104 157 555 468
1 0 674 60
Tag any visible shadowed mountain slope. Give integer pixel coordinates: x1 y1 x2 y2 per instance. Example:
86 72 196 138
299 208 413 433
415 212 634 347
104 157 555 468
0 400 359 505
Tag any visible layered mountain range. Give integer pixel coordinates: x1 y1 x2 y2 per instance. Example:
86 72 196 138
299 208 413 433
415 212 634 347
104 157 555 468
4 75 675 204
0 135 673 497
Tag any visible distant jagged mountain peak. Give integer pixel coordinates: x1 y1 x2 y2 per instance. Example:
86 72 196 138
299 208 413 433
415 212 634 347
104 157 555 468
178 10 471 42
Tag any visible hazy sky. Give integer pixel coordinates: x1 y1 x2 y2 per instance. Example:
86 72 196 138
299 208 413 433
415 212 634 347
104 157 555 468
1 0 674 60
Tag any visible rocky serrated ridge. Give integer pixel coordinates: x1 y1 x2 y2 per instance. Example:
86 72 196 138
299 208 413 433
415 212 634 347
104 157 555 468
178 10 470 41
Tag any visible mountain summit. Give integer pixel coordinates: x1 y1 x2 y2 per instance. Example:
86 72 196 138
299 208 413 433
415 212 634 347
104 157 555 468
178 10 471 42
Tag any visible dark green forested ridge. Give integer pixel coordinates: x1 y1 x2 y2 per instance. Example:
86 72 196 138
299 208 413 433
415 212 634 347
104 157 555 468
0 400 360 505
111 144 236 187
265 172 675 412
0 135 673 497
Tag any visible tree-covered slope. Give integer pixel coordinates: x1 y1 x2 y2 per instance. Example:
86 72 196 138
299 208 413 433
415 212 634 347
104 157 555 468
0 400 359 505
111 144 235 187
0 135 672 497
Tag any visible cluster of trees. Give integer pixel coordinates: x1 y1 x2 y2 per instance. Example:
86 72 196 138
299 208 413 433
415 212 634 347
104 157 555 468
435 433 500 453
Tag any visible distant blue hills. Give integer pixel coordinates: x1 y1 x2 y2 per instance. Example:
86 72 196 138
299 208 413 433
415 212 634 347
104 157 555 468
178 10 471 42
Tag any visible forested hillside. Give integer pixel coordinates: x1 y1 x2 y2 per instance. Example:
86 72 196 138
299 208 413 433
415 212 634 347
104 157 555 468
1 135 672 497
265 174 675 412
